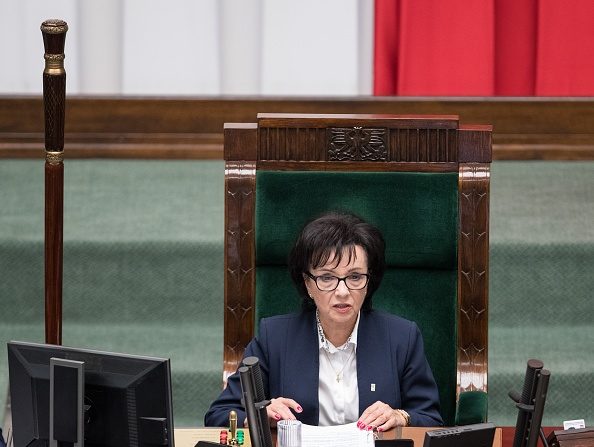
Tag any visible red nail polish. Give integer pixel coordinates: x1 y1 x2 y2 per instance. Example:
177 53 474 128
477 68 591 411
378 427 384 432
297 406 303 412
274 414 281 420
357 421 363 428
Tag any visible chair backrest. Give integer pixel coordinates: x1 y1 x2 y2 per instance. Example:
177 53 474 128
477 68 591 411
223 114 491 425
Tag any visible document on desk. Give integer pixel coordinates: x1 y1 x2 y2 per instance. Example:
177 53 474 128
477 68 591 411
277 420 374 447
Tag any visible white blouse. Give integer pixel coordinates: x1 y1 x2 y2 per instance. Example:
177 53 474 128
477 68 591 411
317 312 360 426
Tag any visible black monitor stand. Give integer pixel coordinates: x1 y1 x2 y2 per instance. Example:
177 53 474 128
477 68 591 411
49 358 84 447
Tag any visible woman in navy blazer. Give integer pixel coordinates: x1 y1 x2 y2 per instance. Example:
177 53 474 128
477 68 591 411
205 212 443 430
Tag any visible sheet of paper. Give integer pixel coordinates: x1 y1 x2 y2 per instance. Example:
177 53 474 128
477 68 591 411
300 421 374 447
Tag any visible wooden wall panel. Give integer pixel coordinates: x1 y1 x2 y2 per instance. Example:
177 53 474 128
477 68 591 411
1 96 593 160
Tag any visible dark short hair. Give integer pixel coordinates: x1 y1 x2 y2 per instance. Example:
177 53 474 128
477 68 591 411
288 211 386 311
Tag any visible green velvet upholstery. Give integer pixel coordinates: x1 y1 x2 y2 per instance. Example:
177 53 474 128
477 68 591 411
455 391 488 426
254 170 460 425
255 171 458 268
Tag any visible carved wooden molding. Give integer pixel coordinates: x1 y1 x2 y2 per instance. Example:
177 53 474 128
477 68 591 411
259 127 326 160
457 163 490 395
258 124 458 162
223 160 256 384
391 127 458 162
328 127 388 161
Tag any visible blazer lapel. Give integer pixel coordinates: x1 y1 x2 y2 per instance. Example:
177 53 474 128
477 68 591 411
356 311 386 415
282 311 320 425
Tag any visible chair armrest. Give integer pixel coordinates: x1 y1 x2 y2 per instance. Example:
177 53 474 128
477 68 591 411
455 390 488 425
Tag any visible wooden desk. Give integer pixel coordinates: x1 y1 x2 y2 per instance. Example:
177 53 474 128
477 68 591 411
500 426 564 447
175 428 249 446
174 427 502 447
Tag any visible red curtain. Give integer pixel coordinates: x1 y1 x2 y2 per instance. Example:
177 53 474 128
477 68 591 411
374 0 594 96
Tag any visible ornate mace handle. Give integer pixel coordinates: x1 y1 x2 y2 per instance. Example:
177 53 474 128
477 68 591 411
41 19 68 345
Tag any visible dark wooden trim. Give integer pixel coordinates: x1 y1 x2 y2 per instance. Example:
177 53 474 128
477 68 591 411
493 144 594 160
457 163 490 395
0 132 222 159
257 113 460 129
459 125 493 163
256 114 461 163
3 96 594 135
223 160 256 384
224 124 257 161
256 161 459 172
2 96 593 160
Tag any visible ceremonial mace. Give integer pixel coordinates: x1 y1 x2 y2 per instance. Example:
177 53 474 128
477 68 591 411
41 19 68 345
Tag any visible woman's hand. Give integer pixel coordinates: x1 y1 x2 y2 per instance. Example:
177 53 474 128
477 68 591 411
266 397 303 427
357 401 409 432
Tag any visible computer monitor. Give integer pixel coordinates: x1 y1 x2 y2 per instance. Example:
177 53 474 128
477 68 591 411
423 422 496 447
509 359 551 447
7 340 174 447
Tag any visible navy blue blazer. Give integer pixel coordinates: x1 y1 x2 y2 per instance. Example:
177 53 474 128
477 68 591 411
204 309 443 427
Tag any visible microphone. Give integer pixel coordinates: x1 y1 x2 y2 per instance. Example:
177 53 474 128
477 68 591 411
242 357 266 401
229 410 237 445
239 357 273 447
511 359 549 447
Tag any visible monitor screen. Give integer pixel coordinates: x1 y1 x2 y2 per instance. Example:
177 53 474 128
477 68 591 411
7 341 174 447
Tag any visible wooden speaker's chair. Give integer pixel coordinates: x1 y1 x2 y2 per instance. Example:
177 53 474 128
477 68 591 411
223 114 491 426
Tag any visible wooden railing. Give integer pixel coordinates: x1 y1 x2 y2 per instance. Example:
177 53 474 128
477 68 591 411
1 96 593 160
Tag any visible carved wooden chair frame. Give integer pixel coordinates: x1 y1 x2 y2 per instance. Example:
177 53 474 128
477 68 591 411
223 113 491 404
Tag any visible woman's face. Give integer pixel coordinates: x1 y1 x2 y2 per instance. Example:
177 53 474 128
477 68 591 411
305 245 368 329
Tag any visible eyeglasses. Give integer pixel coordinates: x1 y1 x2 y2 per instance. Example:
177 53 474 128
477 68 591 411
305 271 370 291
